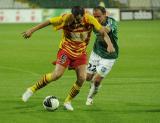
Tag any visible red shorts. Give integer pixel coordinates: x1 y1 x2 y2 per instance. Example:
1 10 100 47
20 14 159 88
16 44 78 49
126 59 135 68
55 49 87 69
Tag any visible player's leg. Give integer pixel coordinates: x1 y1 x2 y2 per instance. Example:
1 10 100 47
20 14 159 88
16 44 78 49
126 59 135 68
64 64 86 111
64 53 87 111
86 58 116 105
85 51 99 105
22 49 69 102
22 64 66 102
30 64 66 92
86 73 103 105
86 73 94 81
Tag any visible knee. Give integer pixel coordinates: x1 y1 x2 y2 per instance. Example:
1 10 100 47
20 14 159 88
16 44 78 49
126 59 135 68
92 76 103 86
93 77 102 83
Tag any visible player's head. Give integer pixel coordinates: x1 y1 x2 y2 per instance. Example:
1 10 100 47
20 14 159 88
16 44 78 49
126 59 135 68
71 6 85 23
93 6 106 24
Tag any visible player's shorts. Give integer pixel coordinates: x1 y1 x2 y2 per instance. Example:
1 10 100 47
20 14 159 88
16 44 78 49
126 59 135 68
55 49 87 69
87 51 115 77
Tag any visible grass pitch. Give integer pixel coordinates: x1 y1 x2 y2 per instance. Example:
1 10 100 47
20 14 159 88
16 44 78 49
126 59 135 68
0 20 160 123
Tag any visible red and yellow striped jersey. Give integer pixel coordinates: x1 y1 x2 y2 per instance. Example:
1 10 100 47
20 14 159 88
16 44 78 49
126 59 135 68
49 13 102 58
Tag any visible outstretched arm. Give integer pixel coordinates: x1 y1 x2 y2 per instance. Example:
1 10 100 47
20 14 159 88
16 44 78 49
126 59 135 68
22 20 51 39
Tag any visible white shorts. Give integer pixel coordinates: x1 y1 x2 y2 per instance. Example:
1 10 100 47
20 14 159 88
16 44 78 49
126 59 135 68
87 51 116 77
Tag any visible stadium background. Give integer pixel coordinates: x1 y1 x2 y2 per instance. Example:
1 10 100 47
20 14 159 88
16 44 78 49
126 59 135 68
0 0 160 123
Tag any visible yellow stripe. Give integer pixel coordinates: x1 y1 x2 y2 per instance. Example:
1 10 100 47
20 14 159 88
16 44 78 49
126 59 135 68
73 83 80 90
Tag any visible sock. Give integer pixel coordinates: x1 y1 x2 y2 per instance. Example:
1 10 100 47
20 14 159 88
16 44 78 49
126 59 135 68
87 82 100 99
30 73 53 92
64 83 81 103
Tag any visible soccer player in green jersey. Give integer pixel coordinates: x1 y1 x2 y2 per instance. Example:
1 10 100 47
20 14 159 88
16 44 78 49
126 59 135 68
86 6 119 105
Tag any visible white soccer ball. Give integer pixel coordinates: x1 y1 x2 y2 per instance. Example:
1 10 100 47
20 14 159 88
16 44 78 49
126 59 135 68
43 96 59 111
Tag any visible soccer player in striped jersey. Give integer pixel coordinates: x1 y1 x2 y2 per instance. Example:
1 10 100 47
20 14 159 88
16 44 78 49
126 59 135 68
86 6 119 105
22 6 115 111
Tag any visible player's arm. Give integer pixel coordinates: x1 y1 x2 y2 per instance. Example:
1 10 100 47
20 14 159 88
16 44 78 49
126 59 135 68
103 19 118 52
22 20 51 39
104 26 111 33
99 27 115 53
22 16 63 39
102 29 115 53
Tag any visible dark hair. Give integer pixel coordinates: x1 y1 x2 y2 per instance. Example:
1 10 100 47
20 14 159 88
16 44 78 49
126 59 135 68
71 6 84 17
94 6 106 14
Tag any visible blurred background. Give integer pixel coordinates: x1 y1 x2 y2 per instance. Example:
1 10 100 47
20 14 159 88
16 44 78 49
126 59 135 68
0 0 160 23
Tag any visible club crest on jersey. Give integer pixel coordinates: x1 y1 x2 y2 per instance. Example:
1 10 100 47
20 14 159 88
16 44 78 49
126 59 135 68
101 67 107 73
60 54 67 64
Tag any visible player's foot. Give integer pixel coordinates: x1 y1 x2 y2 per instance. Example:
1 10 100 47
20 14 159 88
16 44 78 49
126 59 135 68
22 88 33 102
64 102 74 111
86 98 93 106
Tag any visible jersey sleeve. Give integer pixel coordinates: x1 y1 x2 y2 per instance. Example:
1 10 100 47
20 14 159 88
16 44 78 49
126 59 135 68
85 14 102 31
49 16 63 26
49 14 73 30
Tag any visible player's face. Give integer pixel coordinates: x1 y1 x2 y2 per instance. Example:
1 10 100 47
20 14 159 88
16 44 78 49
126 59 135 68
93 9 106 24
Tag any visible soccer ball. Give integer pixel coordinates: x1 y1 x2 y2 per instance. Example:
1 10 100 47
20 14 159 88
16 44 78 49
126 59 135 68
43 96 59 111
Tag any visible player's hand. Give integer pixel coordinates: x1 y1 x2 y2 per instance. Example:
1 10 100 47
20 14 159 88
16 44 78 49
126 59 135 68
107 44 115 53
22 30 33 39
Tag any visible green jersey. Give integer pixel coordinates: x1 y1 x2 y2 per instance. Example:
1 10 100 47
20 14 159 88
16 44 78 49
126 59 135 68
93 17 119 59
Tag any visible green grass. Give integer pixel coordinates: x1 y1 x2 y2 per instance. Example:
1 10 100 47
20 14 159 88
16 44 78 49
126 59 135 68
0 20 160 123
